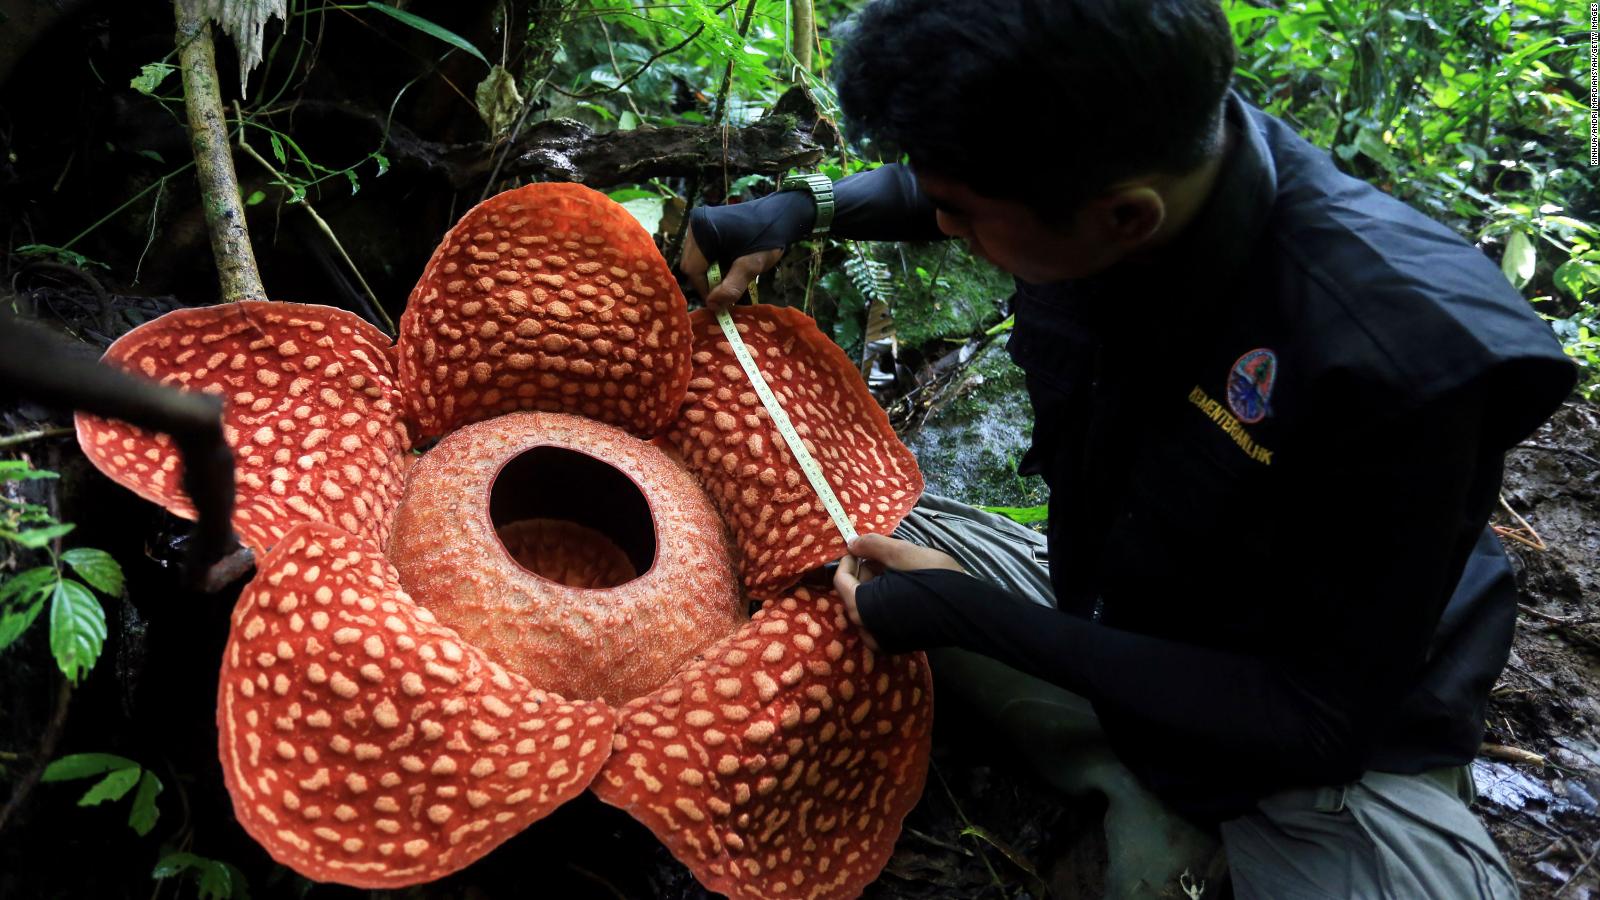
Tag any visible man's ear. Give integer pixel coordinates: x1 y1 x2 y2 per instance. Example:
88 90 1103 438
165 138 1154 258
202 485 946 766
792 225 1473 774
1085 185 1166 249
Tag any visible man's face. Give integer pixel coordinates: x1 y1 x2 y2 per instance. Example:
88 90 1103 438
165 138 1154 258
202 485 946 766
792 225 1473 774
914 169 1161 284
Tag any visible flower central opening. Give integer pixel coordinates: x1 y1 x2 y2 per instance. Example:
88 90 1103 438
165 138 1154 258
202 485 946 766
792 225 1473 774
489 446 657 589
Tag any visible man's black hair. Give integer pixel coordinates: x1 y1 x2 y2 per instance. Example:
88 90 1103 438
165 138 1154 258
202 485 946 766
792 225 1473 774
833 0 1237 221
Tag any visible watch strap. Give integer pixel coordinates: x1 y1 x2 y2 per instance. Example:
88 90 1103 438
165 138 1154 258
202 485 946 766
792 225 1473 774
779 173 836 238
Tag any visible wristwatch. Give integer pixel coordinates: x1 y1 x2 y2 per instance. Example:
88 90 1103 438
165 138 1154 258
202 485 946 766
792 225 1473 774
778 173 836 238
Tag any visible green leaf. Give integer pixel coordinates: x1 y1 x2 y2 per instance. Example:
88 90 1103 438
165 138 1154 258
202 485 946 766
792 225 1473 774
0 461 58 482
367 3 487 66
130 62 176 96
7 522 75 548
61 548 124 596
977 504 1050 526
269 133 286 166
0 594 48 652
78 766 141 806
42 752 137 782
244 190 266 206
373 152 389 177
0 566 57 606
618 110 639 132
153 852 208 879
154 853 247 900
1501 228 1537 290
620 197 663 236
49 578 106 683
128 770 162 836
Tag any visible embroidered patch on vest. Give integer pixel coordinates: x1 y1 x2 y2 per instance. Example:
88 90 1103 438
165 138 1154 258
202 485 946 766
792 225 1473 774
1226 348 1277 424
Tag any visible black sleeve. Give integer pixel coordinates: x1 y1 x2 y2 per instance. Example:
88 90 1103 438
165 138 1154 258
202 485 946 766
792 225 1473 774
688 164 944 271
856 386 1494 794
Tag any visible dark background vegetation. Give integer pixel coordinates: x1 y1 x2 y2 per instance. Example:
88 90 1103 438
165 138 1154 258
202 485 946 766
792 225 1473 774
1 0 1596 897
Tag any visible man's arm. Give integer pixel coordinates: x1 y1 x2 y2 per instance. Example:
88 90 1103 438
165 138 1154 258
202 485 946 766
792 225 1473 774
851 385 1495 793
684 164 944 306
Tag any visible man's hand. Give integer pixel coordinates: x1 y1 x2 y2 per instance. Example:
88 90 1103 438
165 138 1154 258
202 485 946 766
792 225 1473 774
833 534 965 652
679 225 782 311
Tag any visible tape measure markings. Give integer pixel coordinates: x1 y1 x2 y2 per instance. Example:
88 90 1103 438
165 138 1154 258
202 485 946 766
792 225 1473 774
714 307 860 546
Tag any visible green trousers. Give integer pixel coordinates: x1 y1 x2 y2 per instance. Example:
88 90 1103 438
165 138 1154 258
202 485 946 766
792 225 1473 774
893 494 1519 899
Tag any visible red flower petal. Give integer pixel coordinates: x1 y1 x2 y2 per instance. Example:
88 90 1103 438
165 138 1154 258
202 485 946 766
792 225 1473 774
399 183 693 439
218 522 614 888
593 585 934 900
388 412 744 706
74 301 410 557
664 306 923 593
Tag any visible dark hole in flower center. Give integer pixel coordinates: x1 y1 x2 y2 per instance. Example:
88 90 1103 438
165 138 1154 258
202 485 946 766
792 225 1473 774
489 446 657 588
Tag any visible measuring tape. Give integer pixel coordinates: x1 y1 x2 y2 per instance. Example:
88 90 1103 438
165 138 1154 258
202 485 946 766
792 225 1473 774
714 306 860 546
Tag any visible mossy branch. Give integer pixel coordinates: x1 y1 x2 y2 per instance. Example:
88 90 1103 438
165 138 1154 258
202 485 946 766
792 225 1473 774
175 0 265 303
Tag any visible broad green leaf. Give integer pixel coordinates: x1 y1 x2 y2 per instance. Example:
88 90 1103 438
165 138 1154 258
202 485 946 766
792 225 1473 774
78 765 141 806
0 566 57 606
245 190 266 206
154 852 208 879
618 110 639 131
128 770 162 836
130 62 177 96
0 461 58 482
49 578 106 683
620 197 663 235
42 752 137 782
977 504 1050 526
367 3 487 66
61 548 124 596
0 597 47 651
8 522 75 548
1501 229 1537 290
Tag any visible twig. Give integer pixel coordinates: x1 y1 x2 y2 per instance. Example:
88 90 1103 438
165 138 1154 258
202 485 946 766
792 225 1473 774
550 23 703 102
0 427 74 450
1494 493 1547 552
0 677 72 836
931 763 1006 892
1518 443 1600 468
906 825 976 857
175 0 266 302
1554 839 1600 898
1479 743 1547 767
234 122 396 335
1519 604 1597 627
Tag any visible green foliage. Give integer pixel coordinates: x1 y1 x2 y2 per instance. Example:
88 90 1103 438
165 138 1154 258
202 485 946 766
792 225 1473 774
129 62 177 97
153 852 251 900
49 579 106 684
0 460 125 683
1223 0 1597 396
366 2 487 66
978 504 1049 526
43 753 163 836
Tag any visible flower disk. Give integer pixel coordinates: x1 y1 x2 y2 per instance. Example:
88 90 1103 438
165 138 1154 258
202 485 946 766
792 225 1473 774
665 306 924 594
594 586 934 900
387 412 744 706
75 301 410 557
218 523 614 888
400 182 693 439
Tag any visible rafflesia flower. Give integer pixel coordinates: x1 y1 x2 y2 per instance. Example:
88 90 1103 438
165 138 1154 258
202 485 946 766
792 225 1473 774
73 183 930 899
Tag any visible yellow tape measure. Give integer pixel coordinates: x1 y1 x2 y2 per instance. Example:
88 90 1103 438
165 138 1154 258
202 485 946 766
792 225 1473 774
713 306 860 546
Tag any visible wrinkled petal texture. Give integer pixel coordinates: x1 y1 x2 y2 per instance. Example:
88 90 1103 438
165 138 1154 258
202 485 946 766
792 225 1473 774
665 306 924 594
75 301 410 557
218 522 614 888
400 182 693 439
387 412 744 706
594 586 934 900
